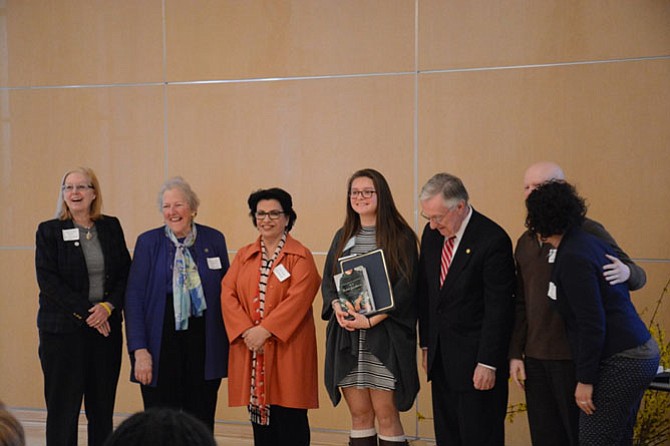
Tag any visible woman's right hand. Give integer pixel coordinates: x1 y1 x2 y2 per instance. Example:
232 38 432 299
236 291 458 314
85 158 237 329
332 300 355 331
134 348 153 385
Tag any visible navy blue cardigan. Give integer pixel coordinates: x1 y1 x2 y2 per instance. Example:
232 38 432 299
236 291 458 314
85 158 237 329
550 227 650 384
124 224 229 386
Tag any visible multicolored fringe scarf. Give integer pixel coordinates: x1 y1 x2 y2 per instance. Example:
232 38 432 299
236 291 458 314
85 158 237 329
165 224 207 331
249 232 286 426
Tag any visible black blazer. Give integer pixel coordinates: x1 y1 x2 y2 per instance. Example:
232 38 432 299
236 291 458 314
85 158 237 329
418 209 515 391
35 215 131 333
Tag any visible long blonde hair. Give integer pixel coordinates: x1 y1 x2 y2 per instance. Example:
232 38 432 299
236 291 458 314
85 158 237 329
55 167 103 221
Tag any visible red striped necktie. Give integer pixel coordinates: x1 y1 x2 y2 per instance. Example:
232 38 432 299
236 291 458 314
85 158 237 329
440 236 456 288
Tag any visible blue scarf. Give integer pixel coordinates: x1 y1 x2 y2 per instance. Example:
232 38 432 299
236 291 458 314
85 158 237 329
165 224 207 330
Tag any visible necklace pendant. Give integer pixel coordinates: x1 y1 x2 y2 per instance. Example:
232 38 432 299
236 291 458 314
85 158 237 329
86 231 92 240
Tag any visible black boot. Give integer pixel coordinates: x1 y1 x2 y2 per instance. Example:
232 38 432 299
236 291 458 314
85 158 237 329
378 439 408 446
349 434 378 446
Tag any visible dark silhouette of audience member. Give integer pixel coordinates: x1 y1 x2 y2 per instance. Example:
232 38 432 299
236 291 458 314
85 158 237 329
103 408 216 446
0 401 25 446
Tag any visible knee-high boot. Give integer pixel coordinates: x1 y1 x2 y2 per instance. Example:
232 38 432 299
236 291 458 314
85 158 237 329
378 439 408 446
349 434 378 446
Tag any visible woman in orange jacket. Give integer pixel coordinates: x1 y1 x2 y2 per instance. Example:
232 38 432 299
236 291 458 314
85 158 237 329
221 188 321 446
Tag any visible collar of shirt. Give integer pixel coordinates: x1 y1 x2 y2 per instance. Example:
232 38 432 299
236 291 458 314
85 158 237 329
448 204 473 256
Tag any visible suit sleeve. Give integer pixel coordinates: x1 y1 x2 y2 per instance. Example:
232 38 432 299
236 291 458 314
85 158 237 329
104 217 131 311
478 230 516 369
582 219 646 291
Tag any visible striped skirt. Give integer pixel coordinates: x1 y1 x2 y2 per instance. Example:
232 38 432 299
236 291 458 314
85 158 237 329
338 330 396 391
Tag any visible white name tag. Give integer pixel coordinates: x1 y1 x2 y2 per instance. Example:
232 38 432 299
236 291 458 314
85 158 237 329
548 248 557 264
207 257 222 270
273 264 291 282
62 228 80 241
548 281 557 300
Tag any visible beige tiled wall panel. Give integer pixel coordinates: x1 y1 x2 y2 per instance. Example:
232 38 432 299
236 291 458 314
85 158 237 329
418 59 670 258
419 0 670 70
2 1 670 444
0 86 165 247
2 0 164 87
165 0 416 81
631 262 670 339
0 251 43 407
166 75 417 252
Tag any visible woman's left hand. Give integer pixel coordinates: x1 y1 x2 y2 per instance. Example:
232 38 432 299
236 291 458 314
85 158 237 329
242 326 272 352
86 303 111 336
575 382 596 415
341 310 370 331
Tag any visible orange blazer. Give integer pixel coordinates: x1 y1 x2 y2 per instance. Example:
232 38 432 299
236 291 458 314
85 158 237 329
221 234 321 409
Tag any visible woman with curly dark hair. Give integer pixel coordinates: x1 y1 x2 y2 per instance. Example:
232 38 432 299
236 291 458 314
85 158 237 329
525 181 659 445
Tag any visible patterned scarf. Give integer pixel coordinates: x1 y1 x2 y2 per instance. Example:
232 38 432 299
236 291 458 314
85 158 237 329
165 224 207 331
249 232 286 426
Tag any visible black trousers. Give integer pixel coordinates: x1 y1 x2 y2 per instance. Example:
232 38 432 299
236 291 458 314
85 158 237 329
430 355 507 446
524 357 579 446
39 321 122 446
140 297 220 431
251 405 310 446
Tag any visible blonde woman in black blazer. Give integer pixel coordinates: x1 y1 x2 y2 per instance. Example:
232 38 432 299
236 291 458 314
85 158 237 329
35 167 131 446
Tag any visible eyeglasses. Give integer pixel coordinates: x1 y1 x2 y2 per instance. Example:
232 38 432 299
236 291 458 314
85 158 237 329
255 210 285 220
62 184 94 193
349 189 376 199
421 213 447 224
421 206 456 224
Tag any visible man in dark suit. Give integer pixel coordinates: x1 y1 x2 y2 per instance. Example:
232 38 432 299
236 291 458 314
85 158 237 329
417 173 515 446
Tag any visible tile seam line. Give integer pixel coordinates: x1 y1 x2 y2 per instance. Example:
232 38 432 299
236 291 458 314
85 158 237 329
0 71 413 91
421 54 670 74
2 54 669 91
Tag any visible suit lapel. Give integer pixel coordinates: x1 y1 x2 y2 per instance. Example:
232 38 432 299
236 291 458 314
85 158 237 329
439 211 480 297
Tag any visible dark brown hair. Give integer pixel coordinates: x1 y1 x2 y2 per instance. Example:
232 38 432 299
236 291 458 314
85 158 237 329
333 168 417 283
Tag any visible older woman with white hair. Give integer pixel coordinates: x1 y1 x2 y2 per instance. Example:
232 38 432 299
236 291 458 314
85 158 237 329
124 177 230 431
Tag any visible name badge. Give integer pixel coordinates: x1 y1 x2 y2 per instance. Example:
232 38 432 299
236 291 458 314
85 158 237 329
62 228 80 241
548 248 557 264
547 282 557 300
273 264 291 282
207 257 222 270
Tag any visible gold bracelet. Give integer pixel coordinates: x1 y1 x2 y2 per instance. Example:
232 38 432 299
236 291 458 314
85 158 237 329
99 302 112 316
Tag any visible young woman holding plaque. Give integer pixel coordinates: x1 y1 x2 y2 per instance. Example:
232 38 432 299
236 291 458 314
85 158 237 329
322 168 419 446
